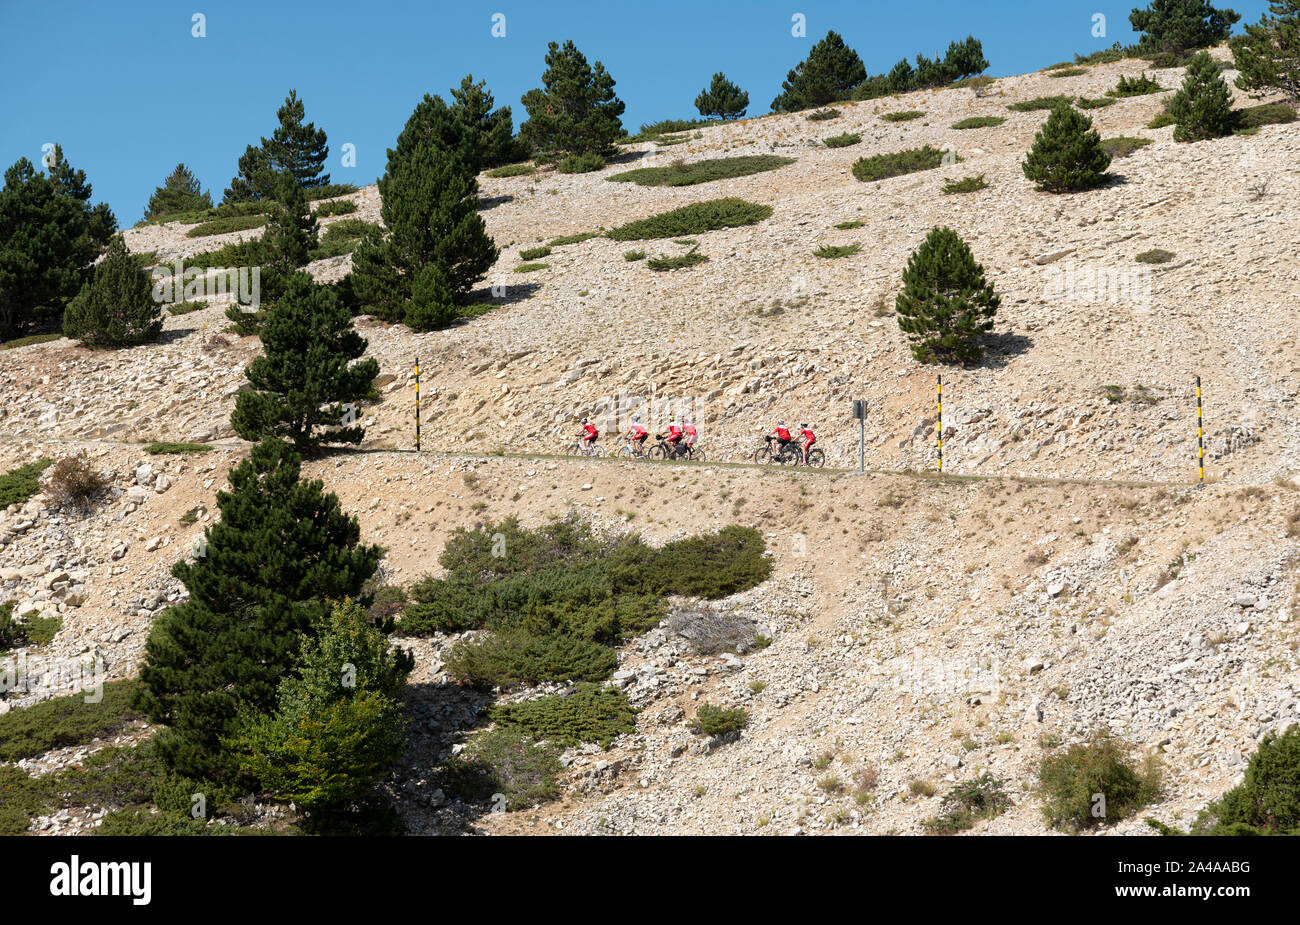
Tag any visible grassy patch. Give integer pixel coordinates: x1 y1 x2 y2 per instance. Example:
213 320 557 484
1 603 61 652
922 773 1011 834
1101 136 1153 158
488 683 637 748
519 246 552 260
851 146 954 182
1008 95 1074 112
813 243 861 259
606 198 772 241
1037 730 1160 832
305 183 359 201
165 299 207 316
440 728 562 810
0 679 143 763
1047 67 1088 78
1234 103 1297 132
609 155 794 187
184 239 262 271
952 116 1007 130
145 441 213 455
824 132 861 148
881 110 925 122
486 163 536 178
184 214 267 238
942 174 989 194
558 152 605 174
514 262 548 273
1147 111 1176 129
308 218 376 261
623 249 646 261
2 333 61 350
1107 73 1165 97
646 251 709 270
313 199 357 218
548 231 600 247
0 458 52 507
689 703 749 737
834 220 867 229
1135 248 1175 264
806 108 840 121
1076 96 1117 109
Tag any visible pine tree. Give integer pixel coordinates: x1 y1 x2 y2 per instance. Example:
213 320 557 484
0 147 116 338
1231 1 1300 104
895 227 1000 365
144 164 212 221
135 437 383 780
62 235 162 348
943 36 991 80
770 30 867 112
1169 50 1236 140
231 272 378 453
1130 0 1241 57
224 90 330 202
695 72 750 120
519 40 626 160
450 75 524 170
1021 102 1113 192
258 175 319 280
226 599 412 814
350 120 498 327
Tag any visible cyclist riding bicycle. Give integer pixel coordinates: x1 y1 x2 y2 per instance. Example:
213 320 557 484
626 419 649 454
578 418 599 452
683 422 698 453
799 422 817 464
660 420 685 458
767 419 794 457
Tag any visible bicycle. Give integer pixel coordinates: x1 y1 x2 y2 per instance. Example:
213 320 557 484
565 438 601 457
648 438 690 461
681 444 707 463
614 438 651 459
793 447 826 468
753 440 801 466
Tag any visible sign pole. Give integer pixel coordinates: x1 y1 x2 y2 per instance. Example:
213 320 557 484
415 357 421 453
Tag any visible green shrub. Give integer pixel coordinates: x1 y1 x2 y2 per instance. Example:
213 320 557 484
1135 248 1175 263
2 333 62 350
95 807 246 836
514 262 548 273
63 236 163 349
486 163 536 178
606 198 772 241
1169 50 1235 142
952 116 1006 129
305 183 359 201
1076 96 1117 109
689 703 749 736
942 174 989 194
440 727 562 809
881 110 925 122
557 152 606 174
1022 102 1112 192
165 299 206 316
0 458 52 507
1148 109 1177 128
519 246 552 260
1101 136 1154 158
489 683 637 748
813 243 861 258
895 225 1000 365
922 773 1011 833
0 765 48 835
549 231 600 247
1048 67 1088 78
852 146 953 182
1074 46 1140 66
0 679 143 762
313 199 357 218
609 155 793 187
18 613 62 647
834 220 867 229
44 451 107 510
1108 73 1165 97
1037 729 1161 831
652 525 772 598
806 107 841 121
145 441 213 455
1234 103 1297 131
445 628 619 690
823 132 862 148
184 214 267 238
629 117 711 140
1007 95 1074 111
1189 725 1300 835
623 249 646 261
646 251 708 270
308 218 375 261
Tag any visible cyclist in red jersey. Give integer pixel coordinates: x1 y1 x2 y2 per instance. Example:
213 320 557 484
627 419 649 454
767 419 793 456
660 420 685 458
683 421 698 449
577 418 598 451
799 422 816 464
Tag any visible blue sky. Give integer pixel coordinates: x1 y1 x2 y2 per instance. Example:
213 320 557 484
0 0 1269 223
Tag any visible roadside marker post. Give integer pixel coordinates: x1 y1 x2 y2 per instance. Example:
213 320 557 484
1196 375 1204 484
415 357 421 453
937 375 943 474
852 399 867 473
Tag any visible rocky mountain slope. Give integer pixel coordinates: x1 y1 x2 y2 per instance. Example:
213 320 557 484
2 47 1298 835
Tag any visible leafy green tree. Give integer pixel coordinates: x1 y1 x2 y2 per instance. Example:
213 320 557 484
770 30 867 112
1130 0 1241 56
225 90 330 202
894 226 1000 365
135 437 383 780
144 164 212 221
231 272 377 453
62 235 162 348
695 72 750 119
519 40 626 160
0 147 116 338
350 119 497 327
227 599 412 814
943 36 991 79
1021 102 1113 192
1169 50 1236 140
1231 0 1300 103
1193 725 1300 834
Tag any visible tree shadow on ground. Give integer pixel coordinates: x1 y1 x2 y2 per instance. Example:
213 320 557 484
478 195 514 210
981 331 1034 369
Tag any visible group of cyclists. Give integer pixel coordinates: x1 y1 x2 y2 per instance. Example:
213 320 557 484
574 416 818 465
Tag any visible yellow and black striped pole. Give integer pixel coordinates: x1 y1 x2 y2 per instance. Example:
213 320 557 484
1196 375 1203 483
415 357 421 453
937 374 943 473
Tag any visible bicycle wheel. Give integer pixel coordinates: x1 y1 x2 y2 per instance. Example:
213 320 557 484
648 443 667 460
777 447 799 467
616 444 633 459
565 443 582 457
689 448 706 463
753 447 771 465
808 449 825 468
